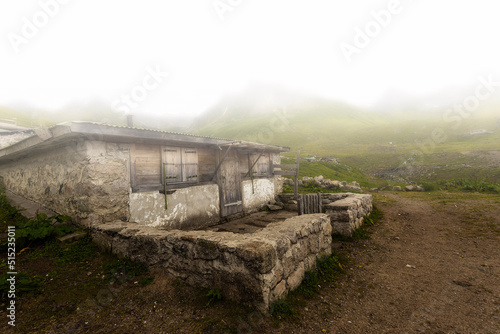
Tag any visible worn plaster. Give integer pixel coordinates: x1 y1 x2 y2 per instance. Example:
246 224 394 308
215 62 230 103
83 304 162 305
242 178 276 213
129 184 220 230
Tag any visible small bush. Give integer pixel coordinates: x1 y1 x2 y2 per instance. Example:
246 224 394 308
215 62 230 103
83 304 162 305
420 182 437 192
15 213 75 248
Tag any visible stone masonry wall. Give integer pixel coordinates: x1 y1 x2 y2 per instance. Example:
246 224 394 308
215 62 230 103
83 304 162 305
92 213 332 310
323 193 373 237
279 193 373 237
0 140 130 225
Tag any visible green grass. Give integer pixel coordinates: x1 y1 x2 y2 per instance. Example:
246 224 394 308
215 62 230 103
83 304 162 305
281 159 383 189
332 205 384 242
439 179 500 194
191 100 499 185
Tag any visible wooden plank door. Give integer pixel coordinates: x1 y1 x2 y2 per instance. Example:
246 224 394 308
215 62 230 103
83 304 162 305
218 148 243 217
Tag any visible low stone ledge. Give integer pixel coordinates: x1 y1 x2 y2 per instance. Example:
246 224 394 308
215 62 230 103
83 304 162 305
325 194 373 236
278 193 374 237
91 214 332 310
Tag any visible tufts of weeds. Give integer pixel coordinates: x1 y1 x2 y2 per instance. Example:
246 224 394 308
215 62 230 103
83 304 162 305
333 205 383 242
270 299 295 320
271 250 347 321
15 213 75 248
317 253 344 283
422 179 500 194
28 234 98 265
104 257 148 281
0 188 76 250
55 234 97 264
0 190 23 225
205 288 223 307
140 276 155 287
296 271 319 297
0 272 41 301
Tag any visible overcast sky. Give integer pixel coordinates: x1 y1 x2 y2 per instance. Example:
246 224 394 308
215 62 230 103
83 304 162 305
1 0 499 118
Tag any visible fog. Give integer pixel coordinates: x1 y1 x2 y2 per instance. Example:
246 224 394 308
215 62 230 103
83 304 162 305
1 0 500 121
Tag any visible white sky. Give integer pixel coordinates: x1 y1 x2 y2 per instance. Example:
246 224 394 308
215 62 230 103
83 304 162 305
1 0 500 118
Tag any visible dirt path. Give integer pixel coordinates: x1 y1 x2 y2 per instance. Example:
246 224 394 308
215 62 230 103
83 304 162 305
273 192 500 333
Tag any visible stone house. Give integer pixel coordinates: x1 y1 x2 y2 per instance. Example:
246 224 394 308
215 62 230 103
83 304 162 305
0 122 289 229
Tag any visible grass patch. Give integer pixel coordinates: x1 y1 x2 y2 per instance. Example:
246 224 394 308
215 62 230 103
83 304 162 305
104 257 148 280
440 179 500 194
270 299 295 319
271 250 347 321
0 272 41 300
333 205 383 242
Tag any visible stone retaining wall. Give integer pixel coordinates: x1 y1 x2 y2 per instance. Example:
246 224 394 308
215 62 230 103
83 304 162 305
279 193 373 237
92 213 332 310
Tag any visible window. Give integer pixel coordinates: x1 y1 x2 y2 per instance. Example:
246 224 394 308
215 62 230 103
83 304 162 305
131 144 199 192
249 153 270 177
131 144 162 192
163 146 198 184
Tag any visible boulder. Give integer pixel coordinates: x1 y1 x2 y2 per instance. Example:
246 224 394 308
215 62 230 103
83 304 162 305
266 204 283 211
416 186 424 192
314 175 324 183
322 179 333 186
393 186 402 191
350 181 361 188
405 185 415 192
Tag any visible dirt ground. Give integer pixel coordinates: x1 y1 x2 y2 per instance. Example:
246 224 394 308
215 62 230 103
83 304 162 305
1 191 499 333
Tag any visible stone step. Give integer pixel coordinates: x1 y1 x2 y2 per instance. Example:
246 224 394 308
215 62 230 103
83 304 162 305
58 232 87 243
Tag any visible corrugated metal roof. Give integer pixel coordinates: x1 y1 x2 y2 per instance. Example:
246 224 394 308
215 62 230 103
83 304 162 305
68 121 234 141
0 121 289 162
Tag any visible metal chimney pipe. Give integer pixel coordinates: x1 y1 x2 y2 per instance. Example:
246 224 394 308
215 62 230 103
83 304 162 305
126 114 134 127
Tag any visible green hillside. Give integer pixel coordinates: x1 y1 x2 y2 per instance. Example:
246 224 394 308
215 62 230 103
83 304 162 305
193 89 500 184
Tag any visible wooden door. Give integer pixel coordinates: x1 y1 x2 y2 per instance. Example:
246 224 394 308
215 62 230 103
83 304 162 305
218 149 243 217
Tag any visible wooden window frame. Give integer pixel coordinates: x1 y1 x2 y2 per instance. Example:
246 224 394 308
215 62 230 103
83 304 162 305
162 146 199 186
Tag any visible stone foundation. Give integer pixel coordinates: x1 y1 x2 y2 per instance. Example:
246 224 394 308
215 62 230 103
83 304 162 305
91 213 332 310
279 193 373 237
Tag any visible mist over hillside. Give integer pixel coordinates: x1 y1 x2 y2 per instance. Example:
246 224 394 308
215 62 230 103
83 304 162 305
190 84 500 184
2 83 499 184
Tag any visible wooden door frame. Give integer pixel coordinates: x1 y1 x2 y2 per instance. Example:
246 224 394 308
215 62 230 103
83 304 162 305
216 147 243 218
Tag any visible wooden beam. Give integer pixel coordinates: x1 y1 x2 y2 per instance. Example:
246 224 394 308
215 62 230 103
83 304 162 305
273 164 298 169
244 152 264 177
274 171 297 176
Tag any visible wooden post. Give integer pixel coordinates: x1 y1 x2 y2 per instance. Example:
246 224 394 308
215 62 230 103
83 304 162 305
294 150 300 200
318 193 322 213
